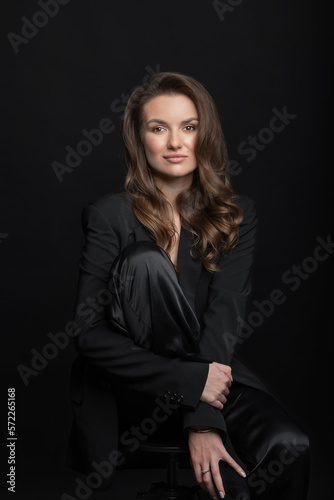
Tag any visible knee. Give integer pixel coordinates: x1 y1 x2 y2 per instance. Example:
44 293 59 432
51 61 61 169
282 424 309 460
120 241 162 263
108 241 172 293
117 241 172 272
268 420 310 465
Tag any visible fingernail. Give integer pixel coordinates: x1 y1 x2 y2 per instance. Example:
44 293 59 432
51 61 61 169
241 470 247 478
219 492 225 498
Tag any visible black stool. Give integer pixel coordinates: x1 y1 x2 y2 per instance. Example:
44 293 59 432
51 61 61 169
135 439 208 500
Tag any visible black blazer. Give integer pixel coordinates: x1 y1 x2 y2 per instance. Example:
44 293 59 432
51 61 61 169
66 191 267 476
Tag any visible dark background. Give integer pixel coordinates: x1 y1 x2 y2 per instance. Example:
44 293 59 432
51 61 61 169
1 1 333 499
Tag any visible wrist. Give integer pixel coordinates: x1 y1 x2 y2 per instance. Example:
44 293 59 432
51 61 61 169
188 426 215 433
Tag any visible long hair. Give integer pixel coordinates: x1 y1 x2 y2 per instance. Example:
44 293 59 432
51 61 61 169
122 71 242 272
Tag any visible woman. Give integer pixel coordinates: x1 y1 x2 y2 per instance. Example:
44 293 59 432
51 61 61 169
67 72 310 499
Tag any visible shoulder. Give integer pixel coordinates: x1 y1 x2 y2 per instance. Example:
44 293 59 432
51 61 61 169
81 191 136 231
88 190 132 215
231 193 257 223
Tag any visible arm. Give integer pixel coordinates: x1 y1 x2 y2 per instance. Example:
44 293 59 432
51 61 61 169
73 202 209 409
184 197 258 430
186 197 257 496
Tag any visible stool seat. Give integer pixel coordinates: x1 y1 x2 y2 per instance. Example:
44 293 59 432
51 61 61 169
135 438 207 500
138 440 189 454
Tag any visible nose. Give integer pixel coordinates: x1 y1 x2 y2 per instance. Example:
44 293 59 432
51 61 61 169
167 130 182 150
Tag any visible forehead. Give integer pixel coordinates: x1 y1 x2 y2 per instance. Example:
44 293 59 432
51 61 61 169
142 94 198 120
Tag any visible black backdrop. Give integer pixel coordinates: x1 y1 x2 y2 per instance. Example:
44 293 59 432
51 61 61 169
1 1 333 499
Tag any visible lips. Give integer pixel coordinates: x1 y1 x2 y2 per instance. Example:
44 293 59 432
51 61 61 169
163 155 188 164
163 155 188 159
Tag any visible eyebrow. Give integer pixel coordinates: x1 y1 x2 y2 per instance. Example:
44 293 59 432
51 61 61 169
145 117 199 126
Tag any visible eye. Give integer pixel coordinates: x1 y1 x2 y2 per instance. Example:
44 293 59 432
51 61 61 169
152 126 165 132
184 125 196 131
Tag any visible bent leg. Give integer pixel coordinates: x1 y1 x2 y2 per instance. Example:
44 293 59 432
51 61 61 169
224 383 310 499
107 241 202 358
107 242 202 454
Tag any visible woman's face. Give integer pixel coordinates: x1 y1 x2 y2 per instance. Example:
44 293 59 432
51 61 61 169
140 93 199 186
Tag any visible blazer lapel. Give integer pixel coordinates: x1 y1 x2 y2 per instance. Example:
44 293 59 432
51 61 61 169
178 225 213 326
132 223 154 243
177 226 203 315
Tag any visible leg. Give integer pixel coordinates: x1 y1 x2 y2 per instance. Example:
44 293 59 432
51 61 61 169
107 241 203 358
107 241 204 441
223 383 310 500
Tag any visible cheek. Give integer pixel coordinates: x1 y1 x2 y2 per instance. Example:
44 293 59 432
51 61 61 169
184 134 197 152
143 136 163 156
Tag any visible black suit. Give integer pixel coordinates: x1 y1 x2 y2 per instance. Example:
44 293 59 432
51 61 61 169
65 191 309 499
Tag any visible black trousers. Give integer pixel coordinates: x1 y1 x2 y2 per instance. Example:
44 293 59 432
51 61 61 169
107 241 310 500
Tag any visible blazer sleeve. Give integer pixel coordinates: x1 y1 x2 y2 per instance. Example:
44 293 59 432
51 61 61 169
73 202 209 409
183 197 258 433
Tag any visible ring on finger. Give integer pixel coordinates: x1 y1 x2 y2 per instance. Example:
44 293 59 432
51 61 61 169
201 468 211 474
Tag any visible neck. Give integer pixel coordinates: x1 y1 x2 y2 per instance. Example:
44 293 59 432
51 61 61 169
153 173 194 212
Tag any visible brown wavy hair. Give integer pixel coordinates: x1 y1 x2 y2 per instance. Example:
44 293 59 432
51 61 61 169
122 71 242 272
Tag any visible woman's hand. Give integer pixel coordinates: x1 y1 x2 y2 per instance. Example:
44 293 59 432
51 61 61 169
200 362 232 410
188 429 246 499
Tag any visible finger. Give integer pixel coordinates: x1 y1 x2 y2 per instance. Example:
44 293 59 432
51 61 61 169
201 469 219 498
217 364 232 378
193 464 205 486
222 374 232 388
222 387 230 396
221 451 247 479
212 400 224 410
216 393 227 407
218 394 227 405
210 463 226 499
219 373 232 389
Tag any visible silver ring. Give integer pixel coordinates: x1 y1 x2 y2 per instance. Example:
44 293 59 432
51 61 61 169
201 468 211 475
